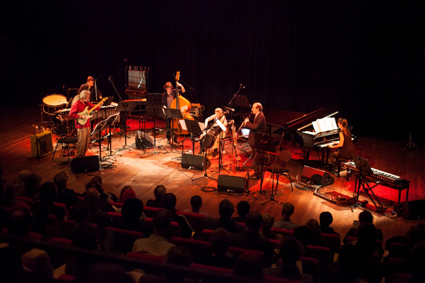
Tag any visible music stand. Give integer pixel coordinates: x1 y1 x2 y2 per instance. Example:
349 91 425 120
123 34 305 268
185 119 202 154
147 93 163 133
101 113 120 157
163 108 183 153
116 101 137 147
146 104 165 153
252 133 276 194
350 154 384 212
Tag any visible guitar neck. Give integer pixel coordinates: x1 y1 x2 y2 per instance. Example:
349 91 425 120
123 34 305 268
86 98 107 114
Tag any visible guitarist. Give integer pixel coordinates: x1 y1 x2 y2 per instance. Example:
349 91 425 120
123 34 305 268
69 90 103 158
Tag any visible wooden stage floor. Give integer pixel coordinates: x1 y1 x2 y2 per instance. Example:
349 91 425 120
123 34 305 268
1 105 424 245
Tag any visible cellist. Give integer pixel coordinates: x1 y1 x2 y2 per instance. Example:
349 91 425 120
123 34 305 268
162 81 186 144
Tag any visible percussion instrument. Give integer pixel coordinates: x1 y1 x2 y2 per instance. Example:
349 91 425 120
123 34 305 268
42 94 68 115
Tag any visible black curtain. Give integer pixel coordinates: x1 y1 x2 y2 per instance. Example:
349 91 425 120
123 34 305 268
2 0 424 142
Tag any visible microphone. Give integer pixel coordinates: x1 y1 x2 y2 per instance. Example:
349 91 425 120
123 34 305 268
240 84 245 89
224 106 235 112
108 76 112 81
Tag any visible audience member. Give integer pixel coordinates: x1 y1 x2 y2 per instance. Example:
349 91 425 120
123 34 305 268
199 227 236 268
23 173 42 200
233 253 265 281
232 201 250 223
319 211 339 235
260 213 283 240
162 193 193 238
120 198 150 236
272 202 298 230
14 169 31 196
118 186 136 203
184 195 209 216
204 199 244 233
264 236 313 283
343 211 383 244
84 187 112 232
305 219 328 247
39 182 64 222
146 185 166 208
230 211 274 267
132 209 175 256
54 171 77 209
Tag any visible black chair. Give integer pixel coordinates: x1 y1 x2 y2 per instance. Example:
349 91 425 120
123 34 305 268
52 124 77 162
336 156 352 179
266 150 293 191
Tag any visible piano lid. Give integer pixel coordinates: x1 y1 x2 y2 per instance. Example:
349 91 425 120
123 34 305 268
284 108 338 132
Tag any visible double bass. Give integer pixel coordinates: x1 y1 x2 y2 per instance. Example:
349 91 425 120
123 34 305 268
170 71 194 136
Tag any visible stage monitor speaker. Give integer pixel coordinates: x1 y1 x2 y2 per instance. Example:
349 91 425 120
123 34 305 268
301 165 334 187
70 156 99 173
181 154 210 171
394 199 425 220
30 130 53 157
135 130 154 148
217 175 247 194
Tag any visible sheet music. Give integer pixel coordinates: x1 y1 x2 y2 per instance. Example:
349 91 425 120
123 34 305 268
179 119 187 131
312 117 338 133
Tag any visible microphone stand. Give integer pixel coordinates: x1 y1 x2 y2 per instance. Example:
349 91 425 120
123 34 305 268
94 80 98 101
108 76 124 102
228 84 244 106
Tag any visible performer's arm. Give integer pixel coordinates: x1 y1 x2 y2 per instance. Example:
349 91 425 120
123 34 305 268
329 132 344 148
69 102 80 119
176 82 185 93
245 114 263 131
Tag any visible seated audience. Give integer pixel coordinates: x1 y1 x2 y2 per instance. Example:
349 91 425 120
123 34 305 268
54 171 77 209
146 185 166 208
184 195 209 216
120 198 150 236
232 200 250 223
305 219 328 247
39 182 64 222
13 169 31 196
132 209 175 256
118 186 136 203
23 173 42 200
162 193 193 238
343 210 383 244
230 211 274 267
233 253 265 281
84 187 112 232
264 236 313 283
260 213 283 240
199 227 237 268
204 199 244 233
273 202 298 230
319 211 339 235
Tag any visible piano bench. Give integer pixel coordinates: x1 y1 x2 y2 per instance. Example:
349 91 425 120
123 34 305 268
336 157 352 180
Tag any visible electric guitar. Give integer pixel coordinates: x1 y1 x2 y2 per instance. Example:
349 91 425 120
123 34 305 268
77 97 108 126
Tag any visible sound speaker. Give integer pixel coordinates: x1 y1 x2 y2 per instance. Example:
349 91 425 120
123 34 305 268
135 130 154 148
394 200 425 220
70 156 99 173
30 131 53 157
217 175 247 194
301 165 334 187
181 154 210 171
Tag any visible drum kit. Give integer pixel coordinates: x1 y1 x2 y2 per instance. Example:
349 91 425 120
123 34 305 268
41 93 75 135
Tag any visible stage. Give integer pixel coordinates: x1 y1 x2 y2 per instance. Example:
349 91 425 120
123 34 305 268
1 105 424 246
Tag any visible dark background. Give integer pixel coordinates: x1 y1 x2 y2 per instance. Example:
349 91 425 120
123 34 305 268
1 0 424 144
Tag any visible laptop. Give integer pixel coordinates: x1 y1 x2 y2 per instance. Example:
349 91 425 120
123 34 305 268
241 128 250 138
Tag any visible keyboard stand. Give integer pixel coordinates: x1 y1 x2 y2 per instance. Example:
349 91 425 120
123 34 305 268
352 171 385 212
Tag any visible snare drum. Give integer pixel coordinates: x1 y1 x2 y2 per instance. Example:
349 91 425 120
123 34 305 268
42 94 68 115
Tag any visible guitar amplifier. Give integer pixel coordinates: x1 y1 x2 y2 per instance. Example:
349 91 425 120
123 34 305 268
30 131 53 157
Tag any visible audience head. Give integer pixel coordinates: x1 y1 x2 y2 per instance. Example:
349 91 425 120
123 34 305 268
162 193 177 211
406 225 423 249
261 213 275 232
356 222 377 259
233 253 265 280
236 201 250 219
319 211 333 228
280 236 305 265
281 202 295 220
359 210 373 223
85 180 103 194
122 198 144 222
245 211 262 231
119 186 135 202
71 200 90 223
305 219 321 239
153 209 172 234
154 185 166 200
53 171 68 191
219 199 234 219
8 207 33 237
18 170 31 183
84 187 100 210
91 176 102 186
164 245 193 267
39 182 57 203
24 173 42 199
190 195 202 212
210 228 230 256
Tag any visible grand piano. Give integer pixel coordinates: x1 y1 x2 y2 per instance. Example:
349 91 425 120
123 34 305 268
267 107 357 165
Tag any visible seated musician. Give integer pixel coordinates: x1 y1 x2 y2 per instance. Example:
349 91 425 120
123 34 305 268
198 108 227 157
161 81 185 144
328 118 355 170
78 76 102 102
236 102 267 180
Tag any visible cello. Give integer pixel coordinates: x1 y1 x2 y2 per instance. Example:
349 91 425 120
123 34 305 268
170 71 194 136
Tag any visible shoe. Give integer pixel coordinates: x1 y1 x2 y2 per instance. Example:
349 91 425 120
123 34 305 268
198 149 205 155
173 136 178 143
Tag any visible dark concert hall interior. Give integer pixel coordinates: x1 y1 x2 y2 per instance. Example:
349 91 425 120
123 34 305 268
1 1 425 282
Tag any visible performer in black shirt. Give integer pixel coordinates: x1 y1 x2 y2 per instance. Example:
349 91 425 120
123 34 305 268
78 76 102 102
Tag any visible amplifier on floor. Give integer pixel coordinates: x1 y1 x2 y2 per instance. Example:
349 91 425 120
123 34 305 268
30 130 53 157
181 154 210 171
394 199 425 220
135 130 154 149
217 175 247 194
70 156 99 173
301 165 334 187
